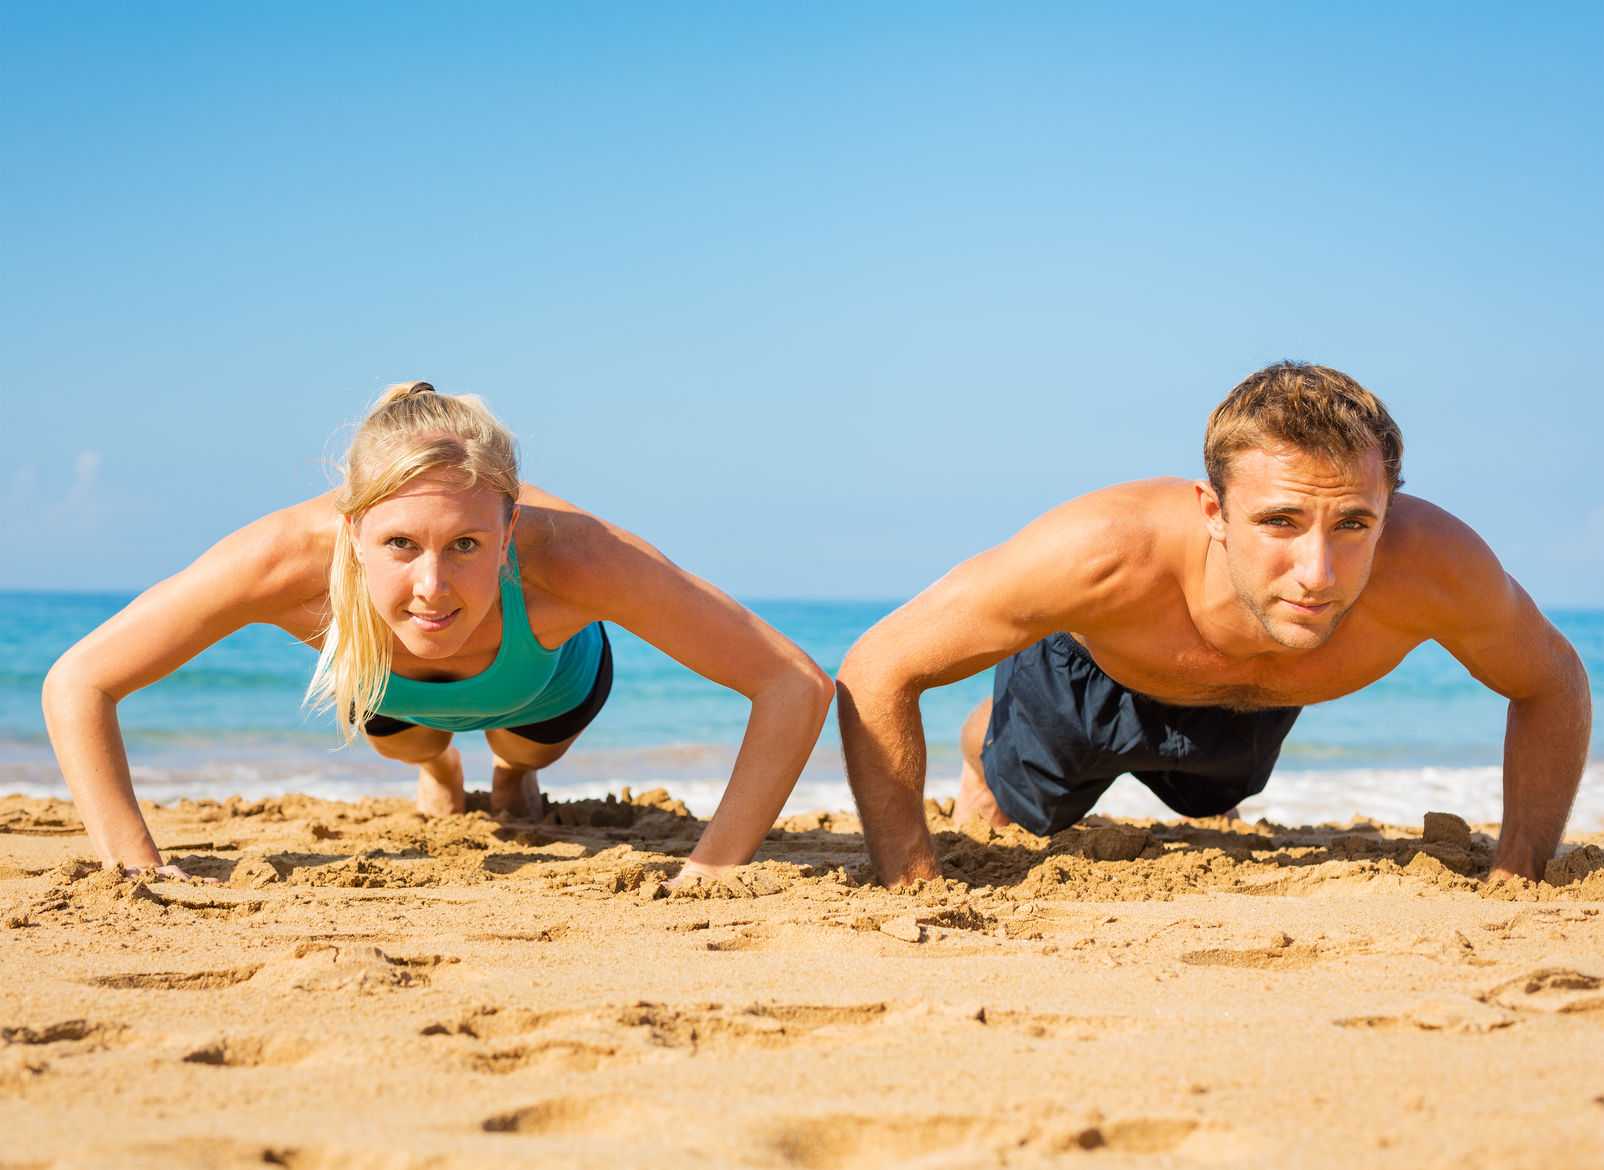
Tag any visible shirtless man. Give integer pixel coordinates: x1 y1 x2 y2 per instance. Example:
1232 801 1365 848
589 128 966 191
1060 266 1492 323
835 362 1592 886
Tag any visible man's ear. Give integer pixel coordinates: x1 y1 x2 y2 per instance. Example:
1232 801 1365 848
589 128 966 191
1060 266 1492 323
1195 479 1228 542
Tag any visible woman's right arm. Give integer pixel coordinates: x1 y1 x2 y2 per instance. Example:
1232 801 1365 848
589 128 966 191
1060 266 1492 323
41 505 330 873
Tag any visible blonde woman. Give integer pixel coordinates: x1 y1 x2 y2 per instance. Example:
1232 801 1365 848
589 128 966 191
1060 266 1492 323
43 383 835 882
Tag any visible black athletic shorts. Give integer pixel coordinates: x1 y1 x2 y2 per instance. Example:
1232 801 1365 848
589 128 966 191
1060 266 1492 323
362 625 614 745
981 633 1300 835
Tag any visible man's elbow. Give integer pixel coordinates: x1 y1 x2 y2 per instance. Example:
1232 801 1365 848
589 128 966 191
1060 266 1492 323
835 639 915 717
1508 638 1593 739
1542 636 1592 714
834 641 876 702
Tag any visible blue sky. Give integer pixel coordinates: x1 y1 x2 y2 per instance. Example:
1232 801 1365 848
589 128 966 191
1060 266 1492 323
3 1 1600 604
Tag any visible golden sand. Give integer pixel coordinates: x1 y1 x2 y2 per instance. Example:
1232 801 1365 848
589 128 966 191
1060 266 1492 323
2 789 1602 1168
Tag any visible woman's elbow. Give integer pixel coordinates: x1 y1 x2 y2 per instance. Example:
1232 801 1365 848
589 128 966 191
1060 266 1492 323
800 660 835 726
761 657 834 729
41 656 75 720
41 653 106 724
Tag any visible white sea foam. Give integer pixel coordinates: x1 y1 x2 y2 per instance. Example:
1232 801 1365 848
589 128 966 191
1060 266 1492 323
529 761 1604 834
5 740 1600 834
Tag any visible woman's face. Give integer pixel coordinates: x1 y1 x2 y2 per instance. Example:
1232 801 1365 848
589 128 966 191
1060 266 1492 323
351 476 514 660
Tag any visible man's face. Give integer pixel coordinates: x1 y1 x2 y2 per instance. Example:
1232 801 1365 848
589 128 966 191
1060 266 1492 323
1198 444 1389 650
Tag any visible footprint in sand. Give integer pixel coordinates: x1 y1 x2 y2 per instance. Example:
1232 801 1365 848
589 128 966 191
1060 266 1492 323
423 1006 624 1074
1335 996 1516 1033
482 1096 599 1134
1481 967 1604 1016
434 1000 894 1076
761 1113 1204 1168
86 966 262 990
616 1001 888 1051
765 1115 1006 1169
183 1033 320 1067
1180 933 1320 969
1 1019 128 1046
250 944 451 993
0 1018 131 1091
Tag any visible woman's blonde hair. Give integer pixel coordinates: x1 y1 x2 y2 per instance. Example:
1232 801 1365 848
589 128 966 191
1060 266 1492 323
305 382 521 743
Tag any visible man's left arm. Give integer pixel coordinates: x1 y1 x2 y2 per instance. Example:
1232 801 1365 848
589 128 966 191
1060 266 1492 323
1426 518 1592 881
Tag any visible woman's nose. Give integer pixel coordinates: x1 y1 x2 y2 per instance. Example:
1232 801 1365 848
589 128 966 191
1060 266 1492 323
411 554 446 598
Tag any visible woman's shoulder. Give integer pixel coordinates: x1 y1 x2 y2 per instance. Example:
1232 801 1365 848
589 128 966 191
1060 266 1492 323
510 486 648 595
199 492 343 609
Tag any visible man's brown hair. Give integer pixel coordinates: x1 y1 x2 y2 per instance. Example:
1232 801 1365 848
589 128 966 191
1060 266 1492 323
1204 361 1404 508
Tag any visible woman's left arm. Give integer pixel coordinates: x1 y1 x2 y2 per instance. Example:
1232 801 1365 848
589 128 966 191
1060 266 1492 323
544 513 836 878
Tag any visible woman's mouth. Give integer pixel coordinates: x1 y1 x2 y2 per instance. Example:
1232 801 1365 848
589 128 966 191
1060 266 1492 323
406 609 459 633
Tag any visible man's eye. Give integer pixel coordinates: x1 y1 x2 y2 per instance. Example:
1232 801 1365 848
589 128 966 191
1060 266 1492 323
453 538 478 552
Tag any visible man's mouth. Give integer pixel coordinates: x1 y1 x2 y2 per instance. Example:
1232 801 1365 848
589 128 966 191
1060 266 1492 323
1280 598 1333 616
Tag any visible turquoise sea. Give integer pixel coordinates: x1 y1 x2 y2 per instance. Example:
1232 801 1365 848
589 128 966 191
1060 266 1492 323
2 595 1600 832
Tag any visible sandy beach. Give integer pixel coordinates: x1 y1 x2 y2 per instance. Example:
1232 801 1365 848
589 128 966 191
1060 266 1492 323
2 788 1601 1169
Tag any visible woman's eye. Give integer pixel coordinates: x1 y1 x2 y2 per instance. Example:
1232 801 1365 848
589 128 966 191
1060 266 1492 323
385 537 413 550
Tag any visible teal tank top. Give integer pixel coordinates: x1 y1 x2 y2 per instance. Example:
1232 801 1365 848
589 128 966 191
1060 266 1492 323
372 545 605 733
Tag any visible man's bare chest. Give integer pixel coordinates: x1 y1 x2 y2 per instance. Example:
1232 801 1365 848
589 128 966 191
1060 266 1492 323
1077 631 1420 711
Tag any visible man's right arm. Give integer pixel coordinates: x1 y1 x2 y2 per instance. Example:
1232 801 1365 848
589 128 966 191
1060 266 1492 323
835 500 1126 886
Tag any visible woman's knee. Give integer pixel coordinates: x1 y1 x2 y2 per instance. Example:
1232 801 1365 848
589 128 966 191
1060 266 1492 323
368 726 453 765
484 728 578 771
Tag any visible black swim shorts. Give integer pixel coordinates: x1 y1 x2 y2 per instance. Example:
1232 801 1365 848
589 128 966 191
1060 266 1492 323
363 625 614 744
981 633 1300 835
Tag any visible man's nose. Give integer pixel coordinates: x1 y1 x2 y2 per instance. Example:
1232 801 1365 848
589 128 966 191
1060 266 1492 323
1292 533 1337 593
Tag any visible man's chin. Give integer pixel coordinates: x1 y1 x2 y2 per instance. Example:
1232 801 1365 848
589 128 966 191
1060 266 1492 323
1261 612 1342 650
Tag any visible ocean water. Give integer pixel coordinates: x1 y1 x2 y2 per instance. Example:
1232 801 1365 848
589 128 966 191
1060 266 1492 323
2 594 1600 832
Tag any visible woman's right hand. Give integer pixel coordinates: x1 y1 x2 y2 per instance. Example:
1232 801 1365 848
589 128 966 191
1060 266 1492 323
42 499 334 872
120 862 220 885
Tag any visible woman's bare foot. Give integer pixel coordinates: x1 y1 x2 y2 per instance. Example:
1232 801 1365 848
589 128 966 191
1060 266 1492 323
490 761 544 819
416 746 466 817
953 761 1013 829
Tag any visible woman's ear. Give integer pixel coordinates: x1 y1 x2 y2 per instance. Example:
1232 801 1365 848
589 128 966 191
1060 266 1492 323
348 514 364 564
504 505 521 555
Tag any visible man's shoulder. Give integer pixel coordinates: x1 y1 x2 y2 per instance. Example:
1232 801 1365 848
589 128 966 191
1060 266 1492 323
1014 478 1198 567
1366 493 1508 629
1029 477 1197 539
979 479 1194 625
1376 493 1497 567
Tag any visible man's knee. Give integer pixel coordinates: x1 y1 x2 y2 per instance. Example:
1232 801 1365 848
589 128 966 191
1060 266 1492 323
960 698 992 764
